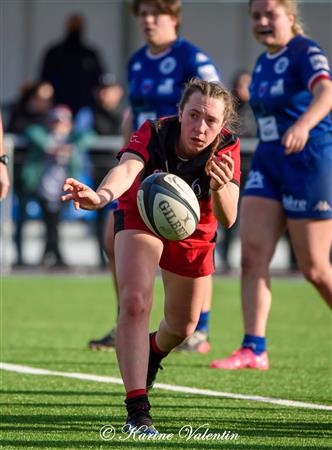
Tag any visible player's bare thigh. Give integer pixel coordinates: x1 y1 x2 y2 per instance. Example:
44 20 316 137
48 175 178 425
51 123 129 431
114 229 163 300
162 269 209 335
287 218 332 269
104 210 115 258
240 196 286 264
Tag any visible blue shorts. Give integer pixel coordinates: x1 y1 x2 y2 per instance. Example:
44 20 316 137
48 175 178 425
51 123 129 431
105 199 119 212
242 133 332 219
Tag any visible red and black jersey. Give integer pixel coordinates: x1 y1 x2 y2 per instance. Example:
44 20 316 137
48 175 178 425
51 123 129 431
117 116 241 239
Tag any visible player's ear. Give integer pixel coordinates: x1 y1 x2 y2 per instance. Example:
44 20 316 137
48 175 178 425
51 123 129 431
178 109 183 122
171 15 179 30
288 14 295 29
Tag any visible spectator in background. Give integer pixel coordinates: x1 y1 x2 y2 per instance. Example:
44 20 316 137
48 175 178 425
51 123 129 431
0 112 10 201
75 73 124 136
7 81 54 266
23 105 94 267
232 70 257 138
89 0 222 353
75 73 124 267
39 13 104 115
218 70 257 271
7 81 54 134
211 0 332 371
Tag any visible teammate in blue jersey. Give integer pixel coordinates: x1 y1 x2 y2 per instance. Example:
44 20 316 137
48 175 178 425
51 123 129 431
89 0 221 353
211 0 332 371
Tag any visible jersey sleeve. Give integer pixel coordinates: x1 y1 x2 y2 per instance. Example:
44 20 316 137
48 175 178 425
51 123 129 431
296 39 331 92
184 43 221 82
117 120 152 163
216 136 241 185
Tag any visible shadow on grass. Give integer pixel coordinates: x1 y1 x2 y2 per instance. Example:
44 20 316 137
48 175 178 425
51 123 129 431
1 388 330 448
162 419 331 438
1 390 123 397
0 440 330 449
1 411 330 441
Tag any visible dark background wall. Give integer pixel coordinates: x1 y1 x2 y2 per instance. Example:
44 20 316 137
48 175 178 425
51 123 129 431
1 0 331 106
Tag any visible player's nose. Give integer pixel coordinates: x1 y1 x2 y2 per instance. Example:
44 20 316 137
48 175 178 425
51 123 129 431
195 119 207 133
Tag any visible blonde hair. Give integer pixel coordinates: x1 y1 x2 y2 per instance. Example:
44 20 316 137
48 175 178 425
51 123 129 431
249 0 305 36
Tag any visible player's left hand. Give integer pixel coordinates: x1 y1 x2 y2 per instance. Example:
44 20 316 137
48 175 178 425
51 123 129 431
206 151 234 191
282 122 310 155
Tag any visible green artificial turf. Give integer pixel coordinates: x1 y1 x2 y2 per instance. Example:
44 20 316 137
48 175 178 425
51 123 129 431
1 275 331 449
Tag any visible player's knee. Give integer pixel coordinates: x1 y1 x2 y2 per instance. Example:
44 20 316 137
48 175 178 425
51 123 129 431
301 263 326 287
120 291 151 319
167 321 196 340
241 242 270 275
103 234 114 259
103 215 115 259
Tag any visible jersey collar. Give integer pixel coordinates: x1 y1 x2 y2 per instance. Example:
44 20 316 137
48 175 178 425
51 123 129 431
266 45 288 60
145 37 179 60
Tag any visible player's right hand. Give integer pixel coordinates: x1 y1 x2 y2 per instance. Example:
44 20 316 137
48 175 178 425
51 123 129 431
61 178 102 210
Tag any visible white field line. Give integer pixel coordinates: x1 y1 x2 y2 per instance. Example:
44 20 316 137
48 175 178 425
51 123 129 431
1 362 332 412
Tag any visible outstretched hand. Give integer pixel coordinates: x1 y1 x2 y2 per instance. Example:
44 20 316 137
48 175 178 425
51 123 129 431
206 151 234 191
61 178 102 210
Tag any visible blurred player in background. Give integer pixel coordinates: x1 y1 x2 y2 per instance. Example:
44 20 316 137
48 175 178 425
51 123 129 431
62 78 240 434
89 0 221 353
211 0 332 371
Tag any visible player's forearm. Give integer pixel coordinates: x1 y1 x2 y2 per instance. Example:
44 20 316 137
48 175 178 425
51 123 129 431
96 156 144 207
297 79 332 131
212 182 239 228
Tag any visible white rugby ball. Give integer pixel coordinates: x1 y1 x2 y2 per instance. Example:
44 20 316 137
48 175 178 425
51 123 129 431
137 172 200 241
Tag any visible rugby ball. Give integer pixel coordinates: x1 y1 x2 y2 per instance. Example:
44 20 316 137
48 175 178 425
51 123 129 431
137 172 200 241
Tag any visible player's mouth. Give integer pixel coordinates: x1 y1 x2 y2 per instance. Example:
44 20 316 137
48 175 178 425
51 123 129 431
257 28 274 37
144 27 155 36
191 137 205 146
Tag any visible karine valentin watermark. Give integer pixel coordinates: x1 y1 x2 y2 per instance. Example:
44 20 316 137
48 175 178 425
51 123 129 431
99 423 240 442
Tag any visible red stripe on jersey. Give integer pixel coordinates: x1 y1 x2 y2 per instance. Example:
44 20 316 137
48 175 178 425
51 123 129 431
117 120 152 163
309 72 330 92
216 136 241 184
